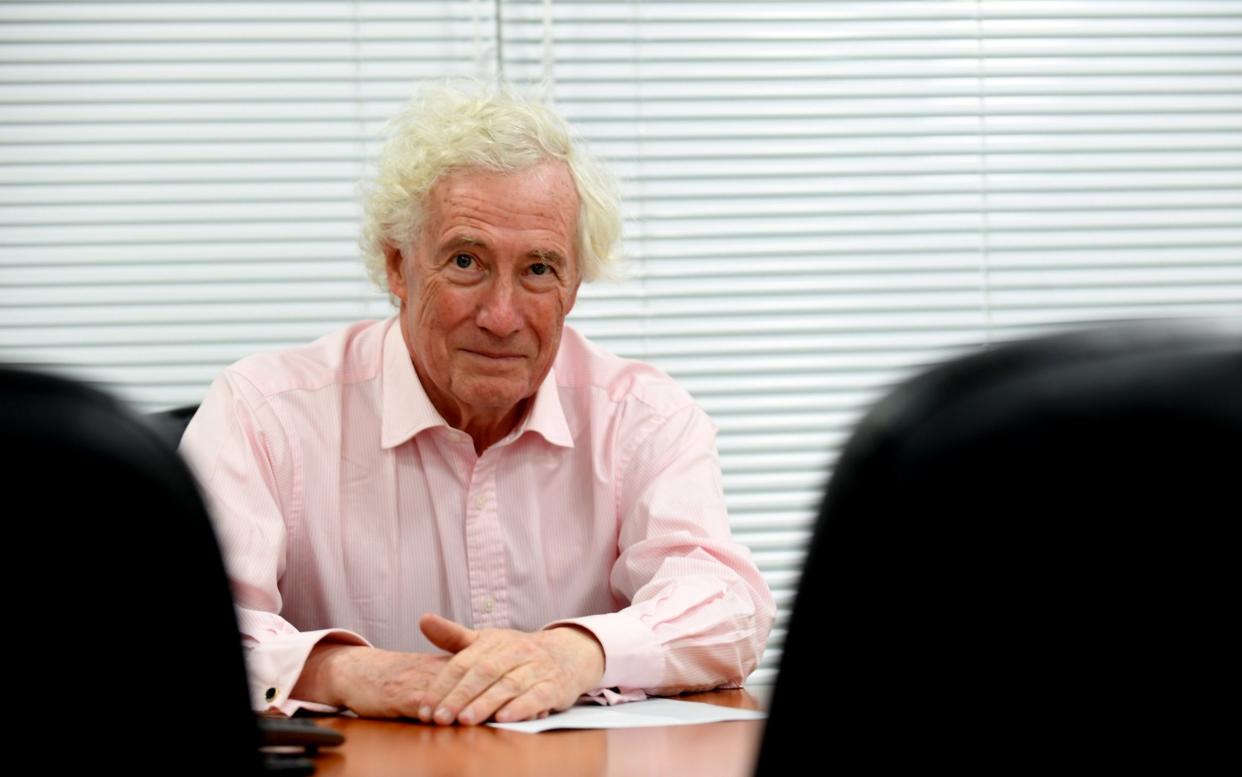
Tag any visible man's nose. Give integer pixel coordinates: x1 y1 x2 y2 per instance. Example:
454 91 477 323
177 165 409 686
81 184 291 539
475 278 524 338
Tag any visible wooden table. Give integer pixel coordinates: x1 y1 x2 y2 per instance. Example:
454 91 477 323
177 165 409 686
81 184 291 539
307 687 768 777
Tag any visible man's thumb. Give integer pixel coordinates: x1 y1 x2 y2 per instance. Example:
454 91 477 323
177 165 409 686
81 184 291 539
420 612 477 654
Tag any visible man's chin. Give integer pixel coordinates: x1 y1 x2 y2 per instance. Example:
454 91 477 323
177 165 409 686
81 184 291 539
452 379 532 416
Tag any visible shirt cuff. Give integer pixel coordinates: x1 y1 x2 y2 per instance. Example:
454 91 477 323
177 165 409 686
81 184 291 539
580 687 649 706
244 628 370 716
544 612 666 695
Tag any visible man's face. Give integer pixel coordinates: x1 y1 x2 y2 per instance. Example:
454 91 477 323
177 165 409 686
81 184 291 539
387 161 581 432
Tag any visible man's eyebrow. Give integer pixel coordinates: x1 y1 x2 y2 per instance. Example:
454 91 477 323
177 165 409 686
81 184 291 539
440 233 488 252
529 248 568 267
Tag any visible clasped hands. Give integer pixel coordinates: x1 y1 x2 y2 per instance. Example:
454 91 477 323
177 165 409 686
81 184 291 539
297 613 605 725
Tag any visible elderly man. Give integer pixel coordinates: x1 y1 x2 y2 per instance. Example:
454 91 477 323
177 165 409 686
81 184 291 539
181 81 774 726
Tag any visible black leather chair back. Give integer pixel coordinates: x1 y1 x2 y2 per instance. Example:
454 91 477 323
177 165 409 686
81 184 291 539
1 367 261 774
756 320 1240 768
149 403 200 448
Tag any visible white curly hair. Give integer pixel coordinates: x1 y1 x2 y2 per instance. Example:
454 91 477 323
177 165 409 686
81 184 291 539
360 80 624 296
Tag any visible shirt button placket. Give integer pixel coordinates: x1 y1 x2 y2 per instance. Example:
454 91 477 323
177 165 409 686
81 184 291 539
466 454 503 629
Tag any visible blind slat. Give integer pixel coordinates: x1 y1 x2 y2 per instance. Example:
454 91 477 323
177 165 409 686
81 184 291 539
5 0 1241 691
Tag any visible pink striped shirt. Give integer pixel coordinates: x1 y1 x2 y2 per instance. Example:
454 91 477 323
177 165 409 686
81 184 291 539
180 316 774 715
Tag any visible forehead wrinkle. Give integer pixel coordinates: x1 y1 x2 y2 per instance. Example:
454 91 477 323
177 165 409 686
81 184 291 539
423 162 580 268
438 214 572 257
437 165 576 225
435 197 571 239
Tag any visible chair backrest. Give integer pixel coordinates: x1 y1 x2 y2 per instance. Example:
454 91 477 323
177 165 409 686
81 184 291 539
755 320 1240 768
148 403 200 447
1 367 261 774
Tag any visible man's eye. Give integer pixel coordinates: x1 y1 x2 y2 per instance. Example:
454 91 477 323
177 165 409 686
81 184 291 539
453 254 474 269
530 262 550 276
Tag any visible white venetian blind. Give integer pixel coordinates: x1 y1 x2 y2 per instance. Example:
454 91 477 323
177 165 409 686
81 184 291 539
0 1 494 406
498 0 1242 684
3 1 1242 685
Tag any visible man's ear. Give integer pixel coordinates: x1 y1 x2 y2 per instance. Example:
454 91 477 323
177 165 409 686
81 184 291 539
385 243 408 304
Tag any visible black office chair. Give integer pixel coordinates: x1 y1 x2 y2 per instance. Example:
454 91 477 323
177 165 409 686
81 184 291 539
755 320 1240 769
149 403 200 448
1 367 263 774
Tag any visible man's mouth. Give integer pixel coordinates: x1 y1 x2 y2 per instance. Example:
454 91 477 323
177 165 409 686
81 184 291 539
463 349 524 361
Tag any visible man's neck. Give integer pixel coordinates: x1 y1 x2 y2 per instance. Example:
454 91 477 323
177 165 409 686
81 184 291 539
456 400 528 455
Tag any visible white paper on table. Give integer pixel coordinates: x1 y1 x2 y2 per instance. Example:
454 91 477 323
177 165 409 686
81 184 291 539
487 697 767 734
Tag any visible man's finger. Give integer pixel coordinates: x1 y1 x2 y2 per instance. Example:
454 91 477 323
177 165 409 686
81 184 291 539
492 679 563 723
424 644 529 724
456 663 545 725
417 633 504 723
419 612 477 654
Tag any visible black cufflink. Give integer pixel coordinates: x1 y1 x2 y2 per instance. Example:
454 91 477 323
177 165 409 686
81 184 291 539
266 687 277 701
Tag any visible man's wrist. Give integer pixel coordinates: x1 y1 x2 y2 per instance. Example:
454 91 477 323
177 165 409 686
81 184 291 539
293 642 363 707
546 625 606 690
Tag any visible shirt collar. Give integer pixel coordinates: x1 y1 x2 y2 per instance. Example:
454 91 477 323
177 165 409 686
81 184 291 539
380 317 449 449
511 363 574 449
380 316 574 451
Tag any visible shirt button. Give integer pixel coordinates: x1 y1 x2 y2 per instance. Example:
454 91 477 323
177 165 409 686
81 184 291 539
473 495 486 509
484 599 494 613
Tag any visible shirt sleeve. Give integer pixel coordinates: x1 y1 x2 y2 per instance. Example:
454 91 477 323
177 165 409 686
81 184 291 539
180 371 370 716
546 404 776 699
